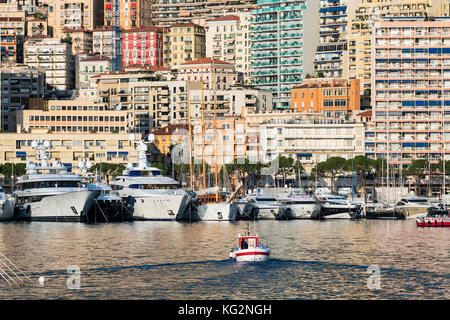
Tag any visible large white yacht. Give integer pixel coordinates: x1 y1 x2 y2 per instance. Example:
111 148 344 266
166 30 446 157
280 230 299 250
109 135 191 221
313 194 362 219
394 196 438 219
278 193 321 219
0 186 15 220
13 140 99 221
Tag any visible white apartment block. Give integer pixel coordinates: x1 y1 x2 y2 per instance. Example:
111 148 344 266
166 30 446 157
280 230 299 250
259 119 365 172
206 13 252 84
24 36 74 96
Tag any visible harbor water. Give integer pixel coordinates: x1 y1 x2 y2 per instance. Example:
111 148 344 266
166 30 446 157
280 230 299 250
0 219 448 299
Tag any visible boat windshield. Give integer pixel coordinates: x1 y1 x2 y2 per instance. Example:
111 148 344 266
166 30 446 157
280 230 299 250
127 170 162 177
407 199 429 203
256 197 276 202
128 184 179 189
16 181 82 190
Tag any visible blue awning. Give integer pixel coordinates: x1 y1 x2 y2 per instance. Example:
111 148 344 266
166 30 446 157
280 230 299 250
297 153 312 158
16 151 26 157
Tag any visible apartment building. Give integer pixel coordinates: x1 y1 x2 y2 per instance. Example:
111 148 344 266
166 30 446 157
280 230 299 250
251 0 318 110
163 23 206 69
91 72 177 132
0 65 46 132
177 58 237 90
192 115 247 167
348 0 441 109
76 55 111 90
150 0 257 27
104 0 151 29
372 17 450 166
121 26 164 68
16 99 129 134
259 119 365 172
291 78 360 117
206 13 252 84
0 128 140 173
315 0 359 79
151 124 190 165
188 85 273 119
92 26 113 57
62 28 93 55
24 36 74 96
47 0 104 38
0 15 25 63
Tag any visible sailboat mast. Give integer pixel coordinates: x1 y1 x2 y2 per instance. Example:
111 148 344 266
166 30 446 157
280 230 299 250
188 84 193 190
213 62 219 202
201 64 206 189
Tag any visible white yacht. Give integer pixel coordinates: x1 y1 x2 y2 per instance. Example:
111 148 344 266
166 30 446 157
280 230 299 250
109 135 191 221
313 194 361 219
278 193 321 219
0 186 15 220
13 140 99 222
243 195 292 220
394 197 437 219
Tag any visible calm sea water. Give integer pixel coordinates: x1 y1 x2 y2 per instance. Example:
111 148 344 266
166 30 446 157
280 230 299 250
0 219 448 299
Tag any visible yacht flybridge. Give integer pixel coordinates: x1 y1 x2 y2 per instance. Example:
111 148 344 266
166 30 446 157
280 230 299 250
109 134 191 221
13 140 100 221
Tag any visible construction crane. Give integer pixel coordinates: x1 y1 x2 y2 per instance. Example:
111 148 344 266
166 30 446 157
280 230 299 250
111 0 121 72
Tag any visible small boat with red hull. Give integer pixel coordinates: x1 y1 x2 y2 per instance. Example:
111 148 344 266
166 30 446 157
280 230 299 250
416 207 450 227
229 225 270 262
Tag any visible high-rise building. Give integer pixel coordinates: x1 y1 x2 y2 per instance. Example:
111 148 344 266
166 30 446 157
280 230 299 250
251 0 318 110
315 0 359 79
0 65 46 132
206 13 252 84
372 17 450 166
0 3 26 63
348 0 442 109
163 23 206 70
104 0 151 29
23 36 74 97
121 26 164 68
150 0 257 27
47 0 104 38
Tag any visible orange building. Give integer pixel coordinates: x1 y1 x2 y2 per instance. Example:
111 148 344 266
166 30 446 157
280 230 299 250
291 78 360 117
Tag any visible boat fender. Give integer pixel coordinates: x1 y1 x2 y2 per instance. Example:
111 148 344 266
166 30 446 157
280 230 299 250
26 205 31 214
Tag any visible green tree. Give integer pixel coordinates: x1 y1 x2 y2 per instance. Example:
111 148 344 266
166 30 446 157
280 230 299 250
62 34 72 44
89 163 125 183
0 163 26 178
224 158 264 194
323 156 346 192
277 156 295 187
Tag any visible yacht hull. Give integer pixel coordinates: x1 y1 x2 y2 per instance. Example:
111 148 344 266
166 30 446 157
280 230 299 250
192 202 238 221
0 199 15 221
398 207 430 220
286 204 321 219
14 191 97 222
130 193 191 221
250 206 289 220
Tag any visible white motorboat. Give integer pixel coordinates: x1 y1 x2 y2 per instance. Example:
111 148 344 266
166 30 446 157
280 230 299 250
230 227 270 262
278 193 321 219
13 140 99 222
109 135 191 221
0 187 15 221
243 195 292 220
394 196 437 220
313 194 362 219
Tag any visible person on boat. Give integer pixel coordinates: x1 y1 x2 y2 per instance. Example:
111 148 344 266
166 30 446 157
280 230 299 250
241 239 248 249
